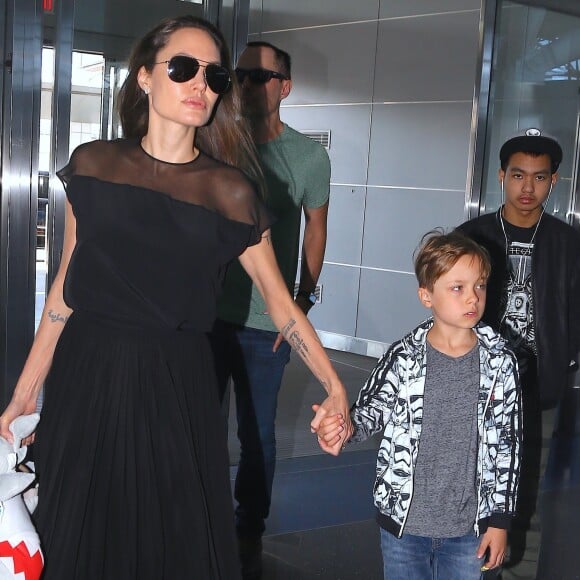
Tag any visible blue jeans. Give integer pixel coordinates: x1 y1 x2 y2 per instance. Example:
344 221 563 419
210 319 291 537
380 528 484 580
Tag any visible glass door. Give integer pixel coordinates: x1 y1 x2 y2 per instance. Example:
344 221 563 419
36 47 106 327
476 1 580 225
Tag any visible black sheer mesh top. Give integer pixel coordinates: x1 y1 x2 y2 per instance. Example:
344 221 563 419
58 139 272 332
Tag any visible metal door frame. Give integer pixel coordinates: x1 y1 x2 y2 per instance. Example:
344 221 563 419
47 0 73 286
466 0 497 221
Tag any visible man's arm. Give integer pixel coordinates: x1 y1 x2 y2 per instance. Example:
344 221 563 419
273 202 329 350
296 202 328 311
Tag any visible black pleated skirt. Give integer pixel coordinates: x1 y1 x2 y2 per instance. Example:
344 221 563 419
34 312 240 579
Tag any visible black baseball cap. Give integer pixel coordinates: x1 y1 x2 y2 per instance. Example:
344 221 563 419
499 128 562 172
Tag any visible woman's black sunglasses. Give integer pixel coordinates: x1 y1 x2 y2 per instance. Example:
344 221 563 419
235 68 289 85
155 55 231 95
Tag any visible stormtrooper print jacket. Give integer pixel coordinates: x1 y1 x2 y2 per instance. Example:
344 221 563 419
351 319 522 538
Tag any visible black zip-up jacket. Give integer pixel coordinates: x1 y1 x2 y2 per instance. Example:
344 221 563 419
458 210 580 409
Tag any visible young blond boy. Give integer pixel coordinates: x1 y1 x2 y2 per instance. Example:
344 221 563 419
315 230 521 580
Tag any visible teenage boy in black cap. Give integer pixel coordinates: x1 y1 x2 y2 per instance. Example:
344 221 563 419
458 128 580 567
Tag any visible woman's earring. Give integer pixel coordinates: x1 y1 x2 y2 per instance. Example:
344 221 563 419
143 87 150 95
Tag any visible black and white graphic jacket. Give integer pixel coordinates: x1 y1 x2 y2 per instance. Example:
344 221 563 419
351 319 522 538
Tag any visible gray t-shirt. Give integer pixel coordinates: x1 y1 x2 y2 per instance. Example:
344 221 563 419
404 342 480 537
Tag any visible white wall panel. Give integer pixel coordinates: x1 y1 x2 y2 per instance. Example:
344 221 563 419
361 187 465 271
250 0 482 349
367 102 473 190
250 0 380 33
379 0 480 19
308 264 361 337
356 269 425 344
373 10 479 102
249 21 378 105
325 186 366 265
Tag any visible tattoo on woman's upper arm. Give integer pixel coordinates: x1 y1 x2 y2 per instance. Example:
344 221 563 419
261 232 271 246
47 309 68 324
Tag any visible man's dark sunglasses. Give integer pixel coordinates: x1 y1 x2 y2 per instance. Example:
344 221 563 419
235 68 289 85
155 55 231 95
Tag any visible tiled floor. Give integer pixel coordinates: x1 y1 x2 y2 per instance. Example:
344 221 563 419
261 519 383 580
228 349 580 580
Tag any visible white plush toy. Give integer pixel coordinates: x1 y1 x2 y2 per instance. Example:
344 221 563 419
0 414 43 580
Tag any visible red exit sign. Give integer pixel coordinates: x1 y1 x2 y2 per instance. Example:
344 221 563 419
43 0 54 12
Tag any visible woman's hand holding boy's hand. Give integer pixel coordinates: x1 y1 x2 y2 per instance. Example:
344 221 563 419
311 387 352 436
477 526 506 571
310 404 350 456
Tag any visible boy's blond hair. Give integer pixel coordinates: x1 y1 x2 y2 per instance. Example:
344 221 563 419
414 229 491 291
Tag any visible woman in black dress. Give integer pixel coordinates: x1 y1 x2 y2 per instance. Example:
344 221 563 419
0 16 351 579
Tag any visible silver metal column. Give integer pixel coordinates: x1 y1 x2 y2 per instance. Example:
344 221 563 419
231 0 251 64
465 0 498 220
204 0 221 26
210 0 250 64
0 0 42 407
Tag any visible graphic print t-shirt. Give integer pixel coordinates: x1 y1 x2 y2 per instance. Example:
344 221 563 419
500 220 537 358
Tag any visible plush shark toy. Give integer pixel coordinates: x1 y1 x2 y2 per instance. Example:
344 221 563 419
0 414 43 580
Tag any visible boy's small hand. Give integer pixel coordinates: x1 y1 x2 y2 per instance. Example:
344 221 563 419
316 433 343 455
313 404 345 440
477 527 506 571
311 404 347 456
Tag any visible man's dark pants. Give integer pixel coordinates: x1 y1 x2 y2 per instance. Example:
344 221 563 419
210 319 291 538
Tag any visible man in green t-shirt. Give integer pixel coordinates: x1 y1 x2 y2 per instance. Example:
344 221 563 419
210 41 330 579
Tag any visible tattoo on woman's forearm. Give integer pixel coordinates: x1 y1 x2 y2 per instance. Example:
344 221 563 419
281 319 296 337
281 319 310 359
288 330 309 358
47 309 68 324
